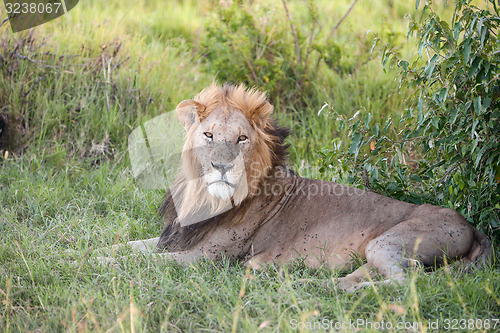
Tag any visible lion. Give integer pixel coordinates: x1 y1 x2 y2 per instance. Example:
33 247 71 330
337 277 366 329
126 83 493 291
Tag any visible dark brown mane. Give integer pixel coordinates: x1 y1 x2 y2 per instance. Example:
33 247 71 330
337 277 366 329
268 122 290 168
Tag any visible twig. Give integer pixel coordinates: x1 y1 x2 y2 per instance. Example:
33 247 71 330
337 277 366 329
15 53 40 64
15 53 55 69
281 0 302 92
328 0 359 39
391 136 427 144
302 1 321 79
23 75 46 98
302 20 317 78
243 55 260 85
362 167 372 191
437 160 464 185
487 73 500 86
493 0 499 17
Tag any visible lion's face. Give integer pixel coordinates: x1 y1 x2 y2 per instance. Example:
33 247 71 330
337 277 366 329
173 84 276 224
192 108 253 200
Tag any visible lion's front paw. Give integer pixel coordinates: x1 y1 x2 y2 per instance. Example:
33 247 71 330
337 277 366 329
335 277 357 291
335 276 374 293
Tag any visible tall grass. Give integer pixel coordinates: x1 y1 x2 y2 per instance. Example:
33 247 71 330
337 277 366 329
1 0 498 331
1 0 417 163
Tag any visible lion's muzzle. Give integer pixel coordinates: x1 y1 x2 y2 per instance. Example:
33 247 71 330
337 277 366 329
203 142 245 200
211 161 234 178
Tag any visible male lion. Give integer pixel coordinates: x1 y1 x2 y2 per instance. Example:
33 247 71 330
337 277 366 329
127 83 492 291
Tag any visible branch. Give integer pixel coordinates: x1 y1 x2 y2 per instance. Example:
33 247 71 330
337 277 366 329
328 0 358 39
281 0 302 92
243 54 260 85
303 20 317 78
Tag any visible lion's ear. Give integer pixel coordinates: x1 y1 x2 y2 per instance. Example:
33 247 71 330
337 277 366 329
175 100 206 131
254 101 273 128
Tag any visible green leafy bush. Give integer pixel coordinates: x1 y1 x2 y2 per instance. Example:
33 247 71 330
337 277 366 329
199 0 342 108
318 0 499 242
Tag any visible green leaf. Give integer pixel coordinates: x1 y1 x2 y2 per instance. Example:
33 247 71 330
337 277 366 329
410 174 422 182
383 118 392 132
399 60 409 71
474 146 487 169
449 108 459 124
449 155 462 165
469 56 482 77
425 54 439 78
471 119 479 137
431 116 439 129
474 96 482 114
440 20 449 30
480 25 489 47
476 66 486 82
417 95 423 120
435 87 448 104
471 138 479 155
364 113 371 129
349 132 362 157
483 60 490 78
338 120 345 132
370 38 379 56
453 22 461 40
483 97 491 109
440 59 449 78
463 39 472 63
386 181 401 192
418 42 425 58
382 50 392 70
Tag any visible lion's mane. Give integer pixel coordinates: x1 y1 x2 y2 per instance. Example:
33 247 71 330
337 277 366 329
167 83 289 225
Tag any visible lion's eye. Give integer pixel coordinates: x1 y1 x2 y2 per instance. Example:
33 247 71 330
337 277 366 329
204 132 213 139
237 135 248 143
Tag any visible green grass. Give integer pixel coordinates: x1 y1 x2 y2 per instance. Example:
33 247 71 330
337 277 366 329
1 0 499 331
1 155 499 332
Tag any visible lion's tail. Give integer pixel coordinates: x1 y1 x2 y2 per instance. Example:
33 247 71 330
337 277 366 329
466 228 494 268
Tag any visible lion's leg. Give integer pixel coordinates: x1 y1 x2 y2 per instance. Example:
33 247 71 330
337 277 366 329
125 237 160 254
335 245 410 293
336 264 376 290
93 237 160 265
97 239 205 265
336 263 403 293
357 213 474 290
153 249 205 264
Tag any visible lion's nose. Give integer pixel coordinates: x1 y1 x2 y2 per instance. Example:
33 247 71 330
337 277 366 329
211 161 233 176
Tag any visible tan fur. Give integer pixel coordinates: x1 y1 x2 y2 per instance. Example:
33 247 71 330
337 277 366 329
128 84 493 292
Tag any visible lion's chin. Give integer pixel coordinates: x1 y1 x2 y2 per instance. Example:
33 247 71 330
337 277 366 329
207 182 236 201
